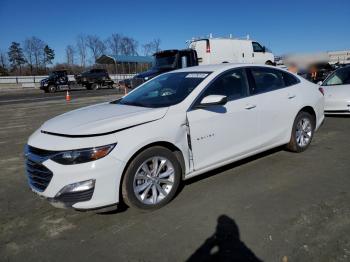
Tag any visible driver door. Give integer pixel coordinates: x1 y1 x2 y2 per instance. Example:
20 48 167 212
186 68 260 171
252 42 266 64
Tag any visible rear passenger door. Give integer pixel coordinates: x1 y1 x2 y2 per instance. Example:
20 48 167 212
248 67 300 146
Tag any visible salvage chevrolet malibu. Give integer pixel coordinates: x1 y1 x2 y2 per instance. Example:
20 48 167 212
25 64 325 211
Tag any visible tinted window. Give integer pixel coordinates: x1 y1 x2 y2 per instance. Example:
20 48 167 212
323 67 350 86
282 72 300 86
252 42 264 52
250 67 285 94
199 69 248 101
118 72 210 108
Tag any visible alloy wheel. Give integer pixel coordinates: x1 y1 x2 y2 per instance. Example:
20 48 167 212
296 118 312 147
133 156 175 205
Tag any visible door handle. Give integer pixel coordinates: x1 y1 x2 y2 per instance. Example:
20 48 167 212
288 94 296 99
245 104 256 110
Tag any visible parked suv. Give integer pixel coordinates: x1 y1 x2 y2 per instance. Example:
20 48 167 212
75 69 114 90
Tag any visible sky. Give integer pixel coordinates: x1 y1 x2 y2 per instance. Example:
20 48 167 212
1 0 349 63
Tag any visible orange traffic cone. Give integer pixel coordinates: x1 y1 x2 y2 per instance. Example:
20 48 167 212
66 90 71 101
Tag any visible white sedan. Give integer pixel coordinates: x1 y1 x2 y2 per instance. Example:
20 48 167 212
25 64 325 211
321 65 350 114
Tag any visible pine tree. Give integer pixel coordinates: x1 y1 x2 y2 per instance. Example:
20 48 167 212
8 42 26 73
44 45 55 66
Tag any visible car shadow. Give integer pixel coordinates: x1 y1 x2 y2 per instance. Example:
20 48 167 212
325 114 350 118
187 215 263 262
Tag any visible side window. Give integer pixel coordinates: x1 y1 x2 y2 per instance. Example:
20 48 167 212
199 69 249 101
250 67 285 94
323 67 350 86
252 42 264 52
282 72 300 87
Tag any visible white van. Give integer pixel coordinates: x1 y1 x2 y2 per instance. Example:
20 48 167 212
189 38 275 65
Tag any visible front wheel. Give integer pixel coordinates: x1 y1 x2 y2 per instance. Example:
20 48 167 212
91 83 100 90
47 85 57 93
286 111 315 152
122 146 181 210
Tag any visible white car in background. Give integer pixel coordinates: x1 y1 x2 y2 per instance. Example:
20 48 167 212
321 65 350 114
25 64 324 211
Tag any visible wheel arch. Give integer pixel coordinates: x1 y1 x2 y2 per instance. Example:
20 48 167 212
298 106 316 127
119 141 186 194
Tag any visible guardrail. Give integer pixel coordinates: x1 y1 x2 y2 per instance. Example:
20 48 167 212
0 74 136 85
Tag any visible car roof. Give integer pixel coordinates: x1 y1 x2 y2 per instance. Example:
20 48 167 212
173 63 273 73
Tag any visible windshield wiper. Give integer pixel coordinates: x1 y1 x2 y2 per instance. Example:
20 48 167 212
119 100 147 107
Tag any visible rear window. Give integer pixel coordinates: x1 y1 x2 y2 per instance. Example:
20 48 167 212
250 67 285 94
282 72 300 86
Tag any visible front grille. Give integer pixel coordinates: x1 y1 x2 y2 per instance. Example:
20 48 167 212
54 188 94 203
28 145 57 157
26 159 53 192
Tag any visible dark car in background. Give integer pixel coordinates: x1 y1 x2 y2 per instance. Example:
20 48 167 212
130 49 198 89
306 62 334 83
75 69 114 90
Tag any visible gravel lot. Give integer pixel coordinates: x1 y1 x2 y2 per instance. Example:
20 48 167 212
0 89 349 262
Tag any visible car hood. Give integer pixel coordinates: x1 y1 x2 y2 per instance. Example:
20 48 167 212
41 77 50 82
135 68 172 79
40 102 168 136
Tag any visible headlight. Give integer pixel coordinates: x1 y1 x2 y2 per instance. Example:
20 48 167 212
144 77 149 81
51 144 116 165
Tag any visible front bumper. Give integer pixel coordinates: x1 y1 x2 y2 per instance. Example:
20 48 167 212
25 150 125 210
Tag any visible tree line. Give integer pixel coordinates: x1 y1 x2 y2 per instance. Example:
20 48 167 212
0 34 161 76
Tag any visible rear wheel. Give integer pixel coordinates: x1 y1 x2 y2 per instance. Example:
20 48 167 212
265 60 274 66
286 111 315 152
122 146 181 210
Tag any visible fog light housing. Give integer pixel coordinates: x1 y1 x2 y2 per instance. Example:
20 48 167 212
55 179 95 197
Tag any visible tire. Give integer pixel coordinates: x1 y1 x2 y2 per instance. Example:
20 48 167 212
265 60 274 66
122 146 181 210
85 84 92 90
48 85 57 93
286 111 315 152
91 83 100 90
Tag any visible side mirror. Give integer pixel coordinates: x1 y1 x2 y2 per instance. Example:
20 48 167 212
262 46 266 53
198 95 227 107
317 81 323 86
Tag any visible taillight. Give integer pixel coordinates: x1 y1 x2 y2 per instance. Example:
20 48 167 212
319 87 324 96
206 40 210 53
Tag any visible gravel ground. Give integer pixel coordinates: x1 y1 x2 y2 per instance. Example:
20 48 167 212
0 90 349 262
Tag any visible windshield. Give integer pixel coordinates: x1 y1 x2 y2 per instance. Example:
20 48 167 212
49 72 56 77
154 54 177 68
323 67 350 86
117 72 211 108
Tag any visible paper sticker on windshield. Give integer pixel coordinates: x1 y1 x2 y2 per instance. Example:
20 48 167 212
185 73 208 78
